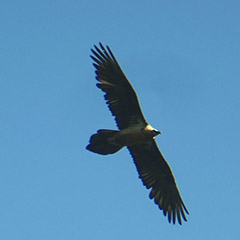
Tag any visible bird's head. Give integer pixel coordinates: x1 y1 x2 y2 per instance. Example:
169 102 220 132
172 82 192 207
144 125 161 137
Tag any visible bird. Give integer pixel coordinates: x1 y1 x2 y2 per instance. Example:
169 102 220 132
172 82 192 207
86 43 189 225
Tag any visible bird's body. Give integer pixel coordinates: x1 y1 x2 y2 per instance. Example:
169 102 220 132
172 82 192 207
111 123 160 146
114 124 159 146
86 43 189 224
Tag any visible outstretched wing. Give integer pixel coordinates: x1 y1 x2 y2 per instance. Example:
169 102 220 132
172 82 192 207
91 43 147 130
128 140 189 225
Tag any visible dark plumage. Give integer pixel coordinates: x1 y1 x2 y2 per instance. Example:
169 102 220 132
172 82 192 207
86 43 189 224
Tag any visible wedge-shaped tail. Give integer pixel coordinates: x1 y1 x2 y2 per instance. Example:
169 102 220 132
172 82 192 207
86 130 123 155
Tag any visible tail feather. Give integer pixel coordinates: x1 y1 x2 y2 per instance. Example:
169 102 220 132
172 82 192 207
86 130 123 155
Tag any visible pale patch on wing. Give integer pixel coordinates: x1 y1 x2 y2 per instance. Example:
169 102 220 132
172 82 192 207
108 99 119 105
99 80 116 87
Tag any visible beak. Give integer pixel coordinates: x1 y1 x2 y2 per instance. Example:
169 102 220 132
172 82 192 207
154 130 161 135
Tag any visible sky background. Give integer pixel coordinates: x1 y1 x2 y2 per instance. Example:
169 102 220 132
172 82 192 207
1 0 240 239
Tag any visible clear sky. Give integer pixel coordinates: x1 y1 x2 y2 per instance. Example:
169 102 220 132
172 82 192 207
1 0 240 239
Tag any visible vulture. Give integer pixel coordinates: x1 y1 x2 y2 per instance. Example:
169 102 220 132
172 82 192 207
86 43 189 224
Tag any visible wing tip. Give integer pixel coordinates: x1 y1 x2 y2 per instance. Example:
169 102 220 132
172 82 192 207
153 194 189 225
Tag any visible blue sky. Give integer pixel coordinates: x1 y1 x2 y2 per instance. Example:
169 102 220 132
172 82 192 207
1 0 240 239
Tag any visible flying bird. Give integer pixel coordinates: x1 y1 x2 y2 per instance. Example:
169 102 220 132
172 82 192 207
86 43 189 224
